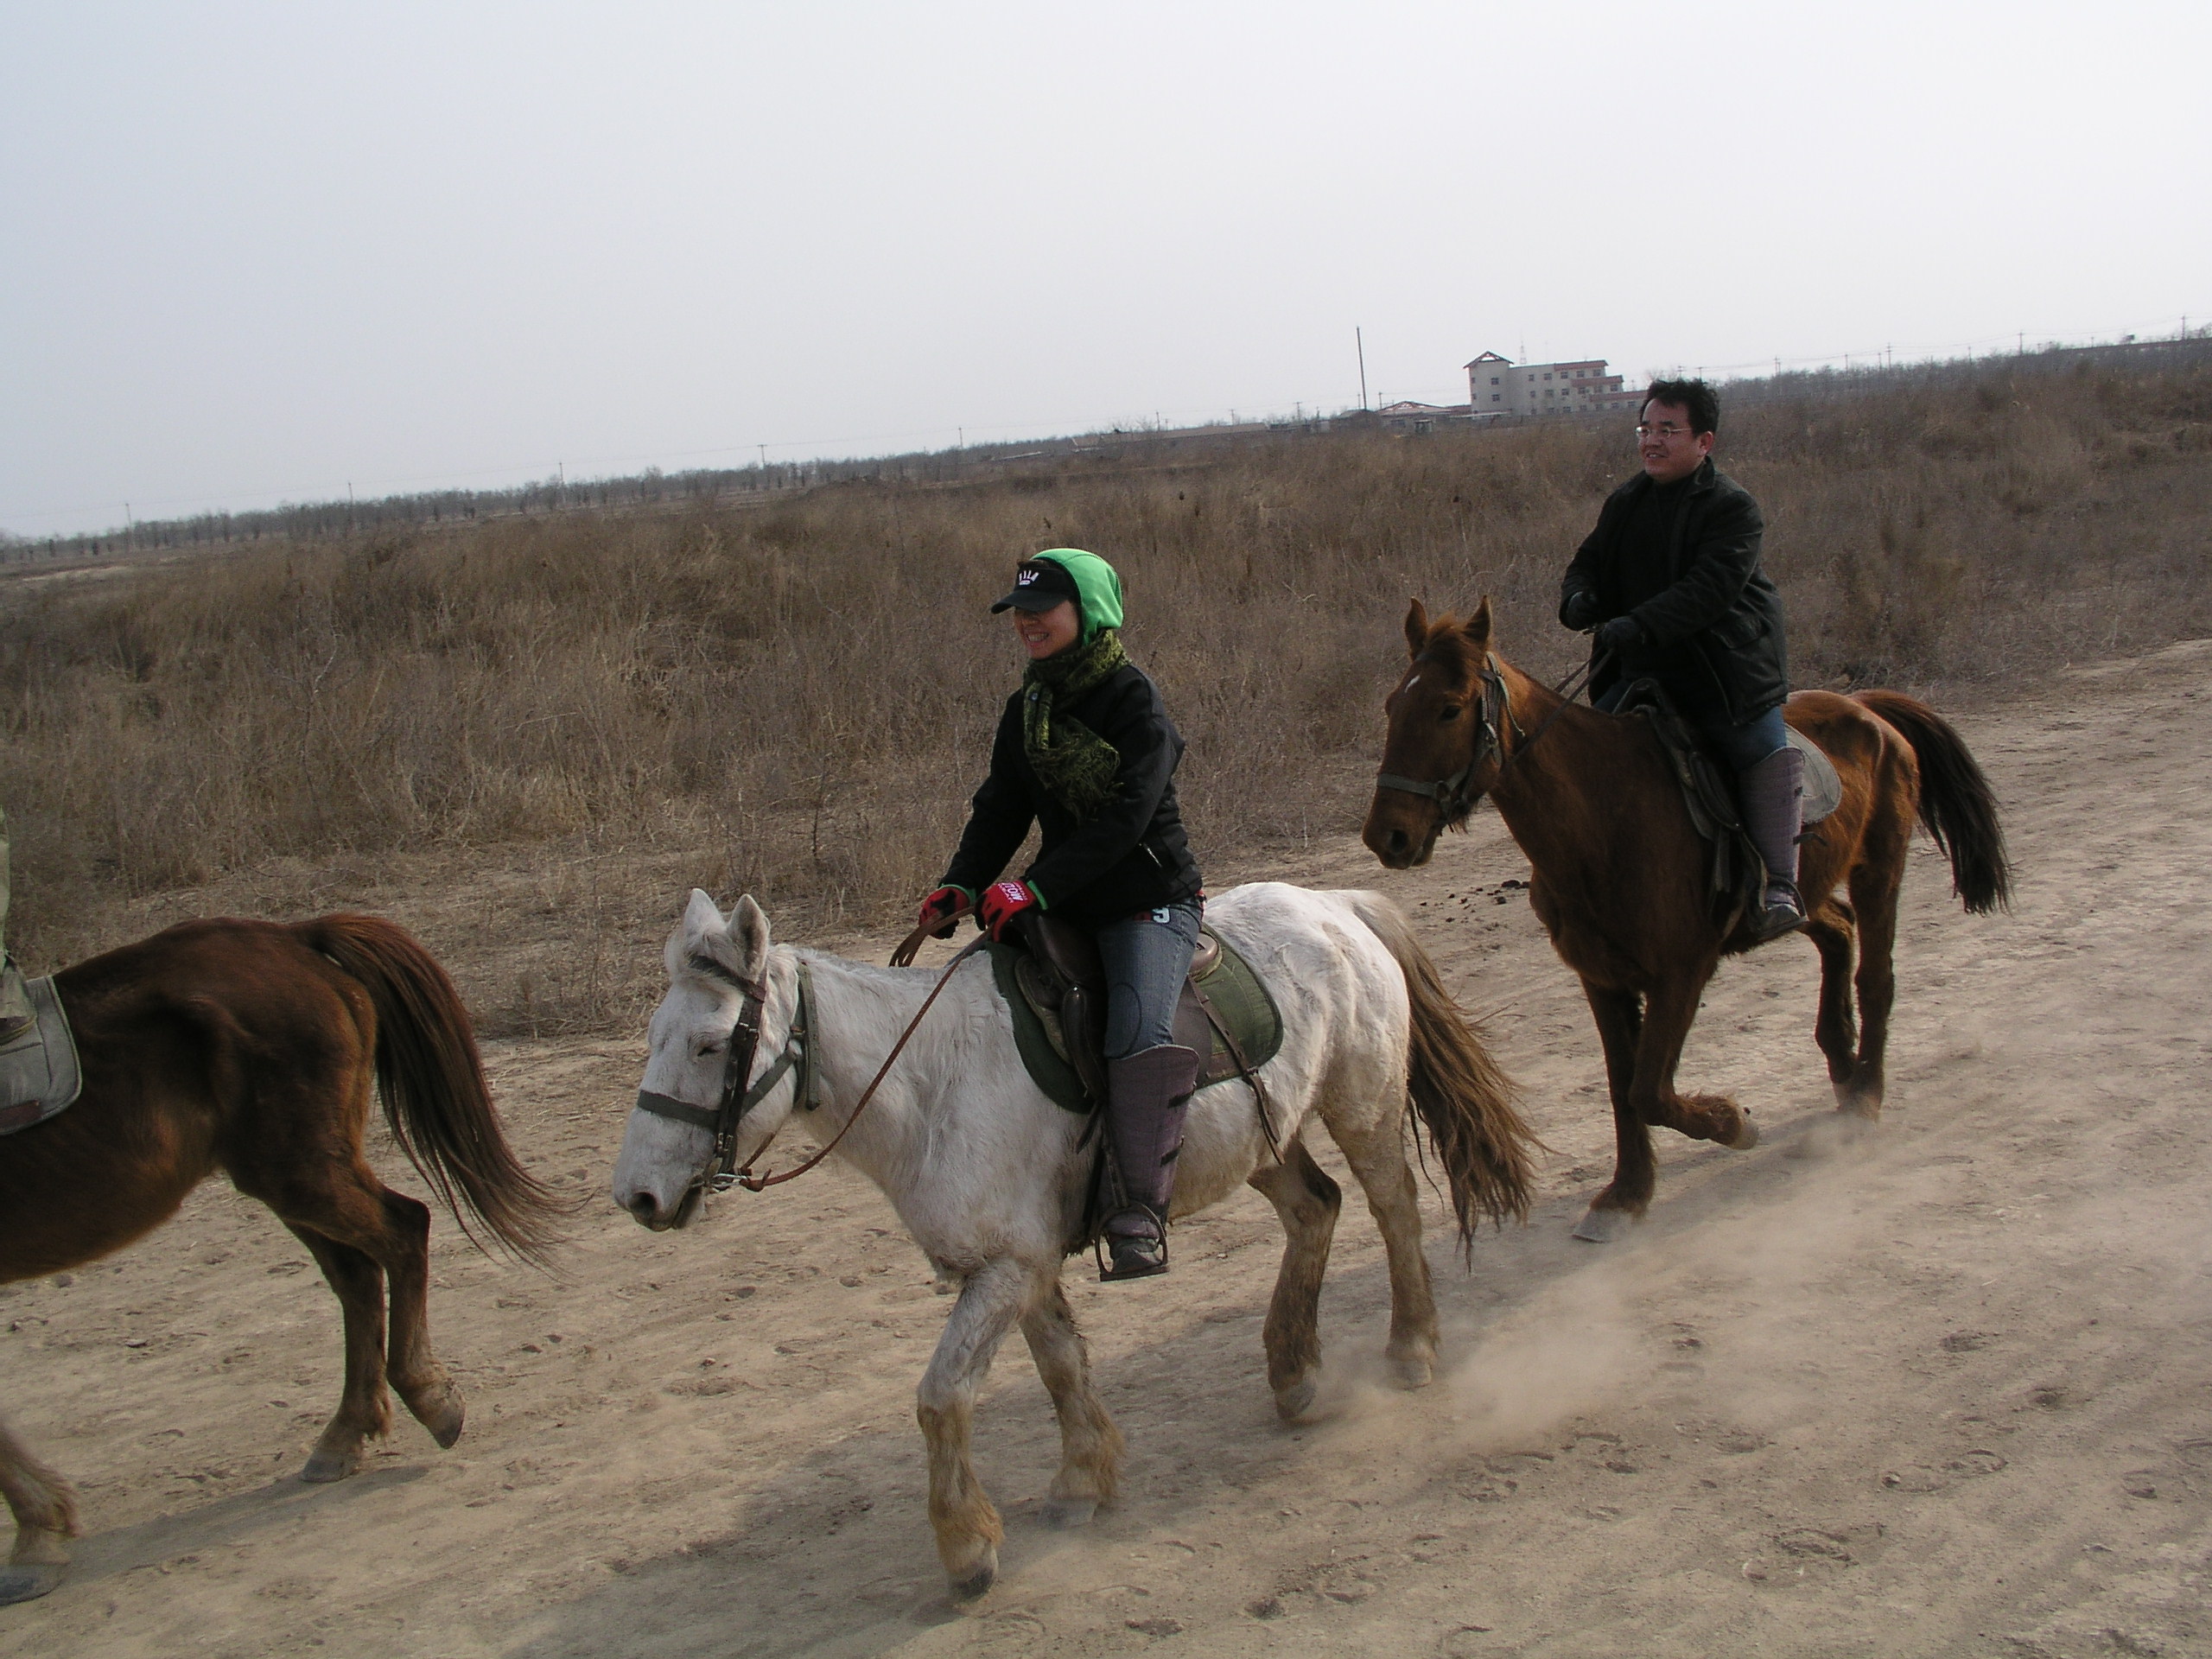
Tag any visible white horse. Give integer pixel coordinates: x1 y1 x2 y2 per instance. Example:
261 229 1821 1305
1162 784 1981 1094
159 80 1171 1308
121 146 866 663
612 881 1532 1599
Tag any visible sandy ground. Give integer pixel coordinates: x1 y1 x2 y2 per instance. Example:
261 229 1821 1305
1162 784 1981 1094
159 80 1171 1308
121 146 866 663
5 640 2212 1659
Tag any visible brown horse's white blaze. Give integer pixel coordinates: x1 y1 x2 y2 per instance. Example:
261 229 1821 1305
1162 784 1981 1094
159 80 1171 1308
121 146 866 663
0 915 563 1605
1363 598 2011 1242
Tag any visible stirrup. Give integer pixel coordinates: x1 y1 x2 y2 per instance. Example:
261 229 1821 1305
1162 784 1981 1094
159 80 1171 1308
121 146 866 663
1097 1211 1168 1281
1748 880 1806 942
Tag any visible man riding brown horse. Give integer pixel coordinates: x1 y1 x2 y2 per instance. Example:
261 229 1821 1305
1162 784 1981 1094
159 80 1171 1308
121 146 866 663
1559 377 1804 939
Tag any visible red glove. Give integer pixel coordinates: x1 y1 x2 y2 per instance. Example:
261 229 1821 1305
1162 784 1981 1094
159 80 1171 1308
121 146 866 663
977 880 1041 943
917 886 971 940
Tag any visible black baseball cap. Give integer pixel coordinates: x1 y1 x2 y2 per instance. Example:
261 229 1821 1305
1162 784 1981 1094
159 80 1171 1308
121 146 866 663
989 558 1081 613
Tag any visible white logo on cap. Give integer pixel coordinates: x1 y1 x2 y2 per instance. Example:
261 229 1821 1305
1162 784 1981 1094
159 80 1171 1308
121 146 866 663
1016 569 1039 585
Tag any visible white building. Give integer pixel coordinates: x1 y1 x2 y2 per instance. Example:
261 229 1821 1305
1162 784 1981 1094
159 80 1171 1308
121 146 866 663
1465 352 1639 417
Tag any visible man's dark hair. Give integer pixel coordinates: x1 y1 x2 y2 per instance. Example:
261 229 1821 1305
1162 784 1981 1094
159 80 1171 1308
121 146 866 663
1641 377 1719 435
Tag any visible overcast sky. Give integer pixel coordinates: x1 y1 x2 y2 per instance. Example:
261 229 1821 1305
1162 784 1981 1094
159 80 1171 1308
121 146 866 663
4 2 2206 537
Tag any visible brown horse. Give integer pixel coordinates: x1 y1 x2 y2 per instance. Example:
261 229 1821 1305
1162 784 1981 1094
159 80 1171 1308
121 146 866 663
1362 599 2010 1241
0 914 562 1605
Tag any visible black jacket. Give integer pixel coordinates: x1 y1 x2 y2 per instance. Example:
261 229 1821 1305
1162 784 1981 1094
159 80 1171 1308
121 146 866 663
941 661 1203 929
1560 460 1789 725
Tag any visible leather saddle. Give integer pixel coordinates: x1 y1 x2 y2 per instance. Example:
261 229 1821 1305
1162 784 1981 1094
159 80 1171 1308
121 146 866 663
1615 679 1843 923
1009 912 1228 1108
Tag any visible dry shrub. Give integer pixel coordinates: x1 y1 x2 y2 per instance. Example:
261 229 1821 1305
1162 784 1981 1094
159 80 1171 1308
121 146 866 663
3 355 2208 1025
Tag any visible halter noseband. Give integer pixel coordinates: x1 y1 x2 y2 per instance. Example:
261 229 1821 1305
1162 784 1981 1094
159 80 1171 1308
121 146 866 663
633 957 818 1207
1374 652 1521 820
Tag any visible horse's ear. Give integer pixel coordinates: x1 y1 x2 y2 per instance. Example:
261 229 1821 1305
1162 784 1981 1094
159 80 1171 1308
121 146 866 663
1403 598 1431 655
726 894 773 983
1460 596 1496 652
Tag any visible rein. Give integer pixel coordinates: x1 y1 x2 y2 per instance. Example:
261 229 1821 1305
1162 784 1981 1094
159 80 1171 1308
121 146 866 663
634 900 986 1207
1374 647 1610 816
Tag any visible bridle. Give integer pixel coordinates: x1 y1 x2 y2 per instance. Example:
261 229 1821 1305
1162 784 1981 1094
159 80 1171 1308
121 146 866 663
632 906 988 1220
1373 648 1607 821
632 955 823 1219
1375 652 1521 822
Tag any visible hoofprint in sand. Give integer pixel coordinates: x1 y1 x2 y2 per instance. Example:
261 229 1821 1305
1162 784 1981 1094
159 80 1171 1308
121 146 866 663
3 639 2209 1657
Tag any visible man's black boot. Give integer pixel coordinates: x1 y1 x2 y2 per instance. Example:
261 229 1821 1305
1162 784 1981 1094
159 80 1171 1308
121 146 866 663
1099 1043 1202 1281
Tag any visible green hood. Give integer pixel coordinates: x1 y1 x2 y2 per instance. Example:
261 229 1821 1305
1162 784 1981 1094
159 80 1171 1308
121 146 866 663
1032 549 1124 643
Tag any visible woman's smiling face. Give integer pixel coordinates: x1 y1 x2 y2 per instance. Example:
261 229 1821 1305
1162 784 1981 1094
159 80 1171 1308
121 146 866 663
1013 600 1081 658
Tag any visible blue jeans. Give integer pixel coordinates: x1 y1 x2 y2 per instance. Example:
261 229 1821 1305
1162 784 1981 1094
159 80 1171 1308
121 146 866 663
1095 901 1203 1059
1698 704 1789 771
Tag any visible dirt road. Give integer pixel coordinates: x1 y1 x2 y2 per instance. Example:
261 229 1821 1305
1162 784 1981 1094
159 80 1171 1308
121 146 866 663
5 640 2211 1658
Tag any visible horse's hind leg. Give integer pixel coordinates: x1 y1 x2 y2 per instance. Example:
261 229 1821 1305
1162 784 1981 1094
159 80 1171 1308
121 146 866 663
1805 906 1860 1102
0 1410 76 1605
283 1224 393 1481
1247 1138 1342 1421
1840 861 1904 1118
1325 1116 1440 1389
1019 1276 1124 1529
918 1255 1030 1599
251 1173 461 1480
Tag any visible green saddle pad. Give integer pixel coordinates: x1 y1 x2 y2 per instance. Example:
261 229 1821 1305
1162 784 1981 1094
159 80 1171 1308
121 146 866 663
987 926 1283 1115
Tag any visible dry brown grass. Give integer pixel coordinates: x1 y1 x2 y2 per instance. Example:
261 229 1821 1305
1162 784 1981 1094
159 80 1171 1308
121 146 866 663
3 355 2208 1032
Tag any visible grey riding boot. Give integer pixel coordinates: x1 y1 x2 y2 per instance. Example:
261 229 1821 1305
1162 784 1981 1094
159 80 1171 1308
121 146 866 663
1739 744 1807 941
1100 1043 1203 1281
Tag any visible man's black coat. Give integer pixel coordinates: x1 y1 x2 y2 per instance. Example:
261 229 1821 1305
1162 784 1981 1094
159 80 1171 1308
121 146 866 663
941 662 1203 930
1559 458 1789 725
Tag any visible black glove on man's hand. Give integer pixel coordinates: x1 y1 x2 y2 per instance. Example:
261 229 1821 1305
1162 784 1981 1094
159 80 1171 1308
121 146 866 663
1594 615 1643 654
1560 589 1601 631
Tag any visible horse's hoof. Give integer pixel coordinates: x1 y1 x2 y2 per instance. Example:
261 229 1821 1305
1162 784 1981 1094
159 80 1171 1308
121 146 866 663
300 1446 363 1484
0 1561 67 1605
1274 1378 1320 1422
404 1380 466 1449
1389 1351 1435 1390
948 1549 998 1601
1725 1113 1760 1151
1041 1497 1097 1529
1573 1206 1632 1243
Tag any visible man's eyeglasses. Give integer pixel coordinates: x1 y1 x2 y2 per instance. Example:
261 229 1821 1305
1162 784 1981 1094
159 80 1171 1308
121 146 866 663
1634 423 1696 441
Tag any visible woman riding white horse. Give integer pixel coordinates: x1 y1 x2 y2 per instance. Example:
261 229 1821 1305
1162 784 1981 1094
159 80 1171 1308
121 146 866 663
916 548 1207 1280
613 882 1533 1599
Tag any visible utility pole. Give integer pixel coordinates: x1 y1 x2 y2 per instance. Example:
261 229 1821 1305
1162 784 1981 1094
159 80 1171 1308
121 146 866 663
1356 327 1369 410
2018 331 2024 356
757 443 766 469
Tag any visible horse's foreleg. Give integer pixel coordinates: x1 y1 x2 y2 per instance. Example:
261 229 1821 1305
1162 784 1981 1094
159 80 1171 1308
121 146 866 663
0 1409 78 1605
1246 1139 1341 1421
1018 1277 1122 1529
283 1224 394 1482
918 1256 1029 1599
1328 1120 1439 1389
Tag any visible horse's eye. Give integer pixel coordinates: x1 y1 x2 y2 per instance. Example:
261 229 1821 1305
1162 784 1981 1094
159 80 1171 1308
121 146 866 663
697 1042 722 1059
1438 705 1462 722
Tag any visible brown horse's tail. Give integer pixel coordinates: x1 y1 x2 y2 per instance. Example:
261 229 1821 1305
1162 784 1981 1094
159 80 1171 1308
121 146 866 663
1344 892 1536 1255
1852 691 2014 914
299 914 566 1267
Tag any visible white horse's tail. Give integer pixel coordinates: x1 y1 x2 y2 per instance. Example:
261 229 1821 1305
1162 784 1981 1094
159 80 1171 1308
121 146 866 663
1344 892 1537 1251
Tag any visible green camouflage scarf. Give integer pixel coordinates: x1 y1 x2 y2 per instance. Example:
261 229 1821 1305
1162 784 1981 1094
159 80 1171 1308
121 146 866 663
1021 628 1127 820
